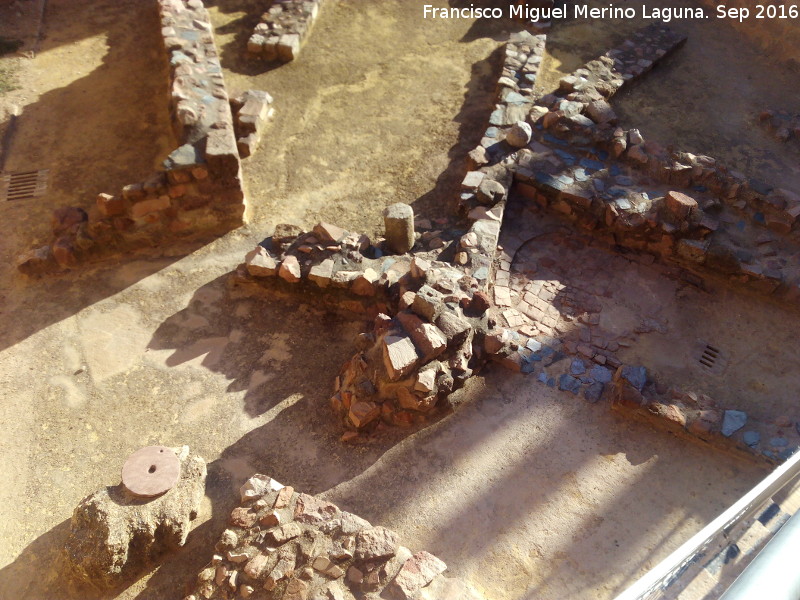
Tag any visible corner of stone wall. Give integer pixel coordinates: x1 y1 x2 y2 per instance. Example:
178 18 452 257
17 0 246 275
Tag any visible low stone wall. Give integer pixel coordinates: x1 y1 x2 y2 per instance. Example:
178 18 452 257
517 23 800 306
458 30 547 291
18 0 247 274
246 0 326 63
610 367 799 464
185 474 484 600
229 219 503 433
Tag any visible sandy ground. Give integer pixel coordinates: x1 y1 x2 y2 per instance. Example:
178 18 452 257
0 1 792 599
209 0 512 238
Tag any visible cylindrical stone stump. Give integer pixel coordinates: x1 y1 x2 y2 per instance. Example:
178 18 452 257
383 203 415 254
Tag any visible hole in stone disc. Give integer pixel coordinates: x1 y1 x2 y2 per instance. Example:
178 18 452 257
148 465 157 473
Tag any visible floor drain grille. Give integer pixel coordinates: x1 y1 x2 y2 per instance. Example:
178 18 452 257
693 341 728 376
1 170 49 201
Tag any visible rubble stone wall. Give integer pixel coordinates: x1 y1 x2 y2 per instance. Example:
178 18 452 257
520 23 800 307
18 0 247 275
610 367 799 464
185 474 484 600
246 0 326 63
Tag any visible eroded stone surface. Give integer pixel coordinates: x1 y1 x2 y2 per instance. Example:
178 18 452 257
64 446 206 589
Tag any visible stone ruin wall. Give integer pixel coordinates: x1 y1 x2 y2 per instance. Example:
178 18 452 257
246 0 327 63
228 20 800 465
519 23 800 306
184 475 483 600
17 0 248 274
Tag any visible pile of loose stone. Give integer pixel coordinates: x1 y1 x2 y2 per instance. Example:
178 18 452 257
17 0 248 275
758 109 800 144
185 474 483 600
247 0 326 63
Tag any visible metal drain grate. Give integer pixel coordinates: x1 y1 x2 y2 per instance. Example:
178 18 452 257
693 340 728 376
0 169 49 201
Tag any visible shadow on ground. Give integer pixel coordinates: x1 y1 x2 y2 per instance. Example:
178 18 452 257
0 350 767 599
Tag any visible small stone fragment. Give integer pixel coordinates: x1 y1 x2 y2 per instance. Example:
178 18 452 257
349 401 381 428
389 551 447 600
477 179 506 205
355 526 400 561
274 485 294 509
309 259 335 288
295 493 339 525
351 268 379 296
268 522 302 544
279 255 302 283
382 335 420 381
245 246 277 277
665 190 698 221
506 120 532 147
722 410 747 437
383 203 415 254
313 222 347 244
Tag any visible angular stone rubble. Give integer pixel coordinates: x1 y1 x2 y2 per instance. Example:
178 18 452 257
184 474 484 600
247 0 327 63
231 89 276 158
18 0 250 274
230 216 507 433
64 446 207 589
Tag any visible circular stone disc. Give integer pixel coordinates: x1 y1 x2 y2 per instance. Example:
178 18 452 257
121 446 180 498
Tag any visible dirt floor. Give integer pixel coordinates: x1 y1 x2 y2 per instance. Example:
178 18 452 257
0 0 797 599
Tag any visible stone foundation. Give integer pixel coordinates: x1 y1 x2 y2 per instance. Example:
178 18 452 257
17 0 248 275
610 368 799 464
184 475 484 600
246 0 327 63
518 24 800 306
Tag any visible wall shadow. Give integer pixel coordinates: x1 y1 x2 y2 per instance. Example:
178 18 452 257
0 293 767 600
410 45 505 222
